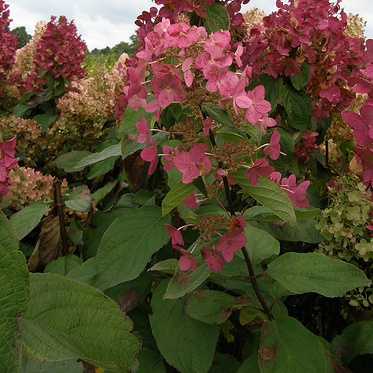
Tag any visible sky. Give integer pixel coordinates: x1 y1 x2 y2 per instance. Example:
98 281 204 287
5 0 373 50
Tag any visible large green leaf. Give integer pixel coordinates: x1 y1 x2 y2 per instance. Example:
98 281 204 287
150 280 220 373
69 206 171 290
332 321 373 365
137 348 166 373
33 113 58 133
231 171 297 228
54 150 92 172
259 316 335 372
289 62 310 90
161 180 195 216
64 185 92 212
244 224 280 265
82 208 130 259
20 273 141 372
10 201 49 240
203 3 230 32
266 252 371 297
200 104 235 127
0 211 28 373
185 290 238 324
44 254 82 277
21 357 83 373
280 84 312 131
163 262 211 299
76 143 121 168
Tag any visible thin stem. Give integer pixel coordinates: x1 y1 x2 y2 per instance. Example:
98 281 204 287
241 246 274 321
208 127 274 320
53 181 69 256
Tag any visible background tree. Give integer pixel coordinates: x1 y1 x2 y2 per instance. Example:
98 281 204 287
11 26 31 48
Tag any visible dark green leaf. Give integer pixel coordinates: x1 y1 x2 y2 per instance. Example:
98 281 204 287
76 143 121 168
280 85 312 131
20 273 141 372
201 104 235 127
161 180 195 216
87 156 119 179
10 201 49 240
137 348 166 373
119 105 154 135
332 321 373 364
0 211 28 373
203 3 230 32
244 224 280 264
69 206 171 290
33 113 58 133
54 150 92 172
231 170 297 228
21 357 83 373
289 62 310 90
44 254 82 277
164 262 211 299
259 316 335 372
266 252 371 297
150 280 220 373
185 290 237 324
64 186 92 212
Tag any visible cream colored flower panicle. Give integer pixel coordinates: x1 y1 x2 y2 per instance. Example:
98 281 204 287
12 21 47 81
7 167 67 210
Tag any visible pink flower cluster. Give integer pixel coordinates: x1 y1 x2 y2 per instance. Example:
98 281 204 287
0 136 18 202
165 215 247 272
124 0 314 272
342 39 373 186
0 0 18 97
293 130 318 164
8 166 67 210
241 0 365 120
25 16 86 92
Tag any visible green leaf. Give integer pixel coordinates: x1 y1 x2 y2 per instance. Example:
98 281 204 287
119 105 154 135
33 113 58 133
280 84 312 131
200 104 235 127
69 206 171 290
10 201 49 240
137 348 166 373
237 355 261 373
91 180 118 205
289 62 310 90
244 224 280 265
20 272 141 372
87 155 119 179
64 185 92 212
231 170 297 228
150 280 220 373
76 143 121 168
164 262 211 299
82 208 130 260
0 211 28 373
332 321 373 364
185 290 238 324
259 316 335 372
266 252 371 297
149 258 178 274
44 254 82 277
21 357 83 373
161 180 195 216
250 74 283 110
54 150 92 172
203 3 230 32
